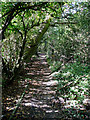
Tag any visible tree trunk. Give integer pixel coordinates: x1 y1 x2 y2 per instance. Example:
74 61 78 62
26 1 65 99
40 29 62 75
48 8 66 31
24 18 51 61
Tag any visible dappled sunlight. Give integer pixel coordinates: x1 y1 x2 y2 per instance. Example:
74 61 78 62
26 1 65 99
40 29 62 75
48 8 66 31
64 100 86 110
41 61 48 65
2 54 90 119
2 2 89 120
42 80 58 86
12 54 66 118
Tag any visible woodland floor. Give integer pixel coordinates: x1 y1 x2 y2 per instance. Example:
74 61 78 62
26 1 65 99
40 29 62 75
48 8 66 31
2 54 90 120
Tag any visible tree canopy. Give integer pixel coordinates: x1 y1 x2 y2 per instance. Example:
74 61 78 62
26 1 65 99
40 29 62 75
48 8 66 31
1 2 89 84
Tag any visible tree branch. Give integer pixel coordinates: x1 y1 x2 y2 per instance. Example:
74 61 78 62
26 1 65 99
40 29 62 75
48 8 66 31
14 28 23 39
1 3 48 39
1 3 47 18
1 3 21 18
22 13 26 31
24 18 51 61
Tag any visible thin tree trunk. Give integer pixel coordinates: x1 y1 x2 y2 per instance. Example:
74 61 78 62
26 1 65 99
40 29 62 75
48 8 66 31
24 18 51 61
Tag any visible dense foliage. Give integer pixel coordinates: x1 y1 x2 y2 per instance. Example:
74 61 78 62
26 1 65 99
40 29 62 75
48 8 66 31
1 2 89 84
1 2 90 119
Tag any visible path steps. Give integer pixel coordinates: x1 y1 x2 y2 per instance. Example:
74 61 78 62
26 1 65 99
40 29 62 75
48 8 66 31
15 54 64 119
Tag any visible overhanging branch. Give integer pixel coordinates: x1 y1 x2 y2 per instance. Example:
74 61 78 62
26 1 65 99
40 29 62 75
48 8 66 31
1 3 48 39
1 3 47 18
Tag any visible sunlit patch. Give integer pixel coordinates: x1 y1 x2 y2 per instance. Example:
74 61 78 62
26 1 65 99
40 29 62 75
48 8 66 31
46 110 53 113
23 103 38 107
41 61 48 65
43 80 58 86
43 73 50 75
27 72 35 75
40 104 51 108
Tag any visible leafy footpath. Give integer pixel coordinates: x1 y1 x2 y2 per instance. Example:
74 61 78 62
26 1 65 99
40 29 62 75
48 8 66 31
2 54 90 120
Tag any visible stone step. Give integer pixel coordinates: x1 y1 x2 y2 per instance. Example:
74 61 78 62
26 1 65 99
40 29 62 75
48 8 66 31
21 55 62 119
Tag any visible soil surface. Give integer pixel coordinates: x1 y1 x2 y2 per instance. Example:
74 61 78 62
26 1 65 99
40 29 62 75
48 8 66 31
2 54 90 120
15 54 64 119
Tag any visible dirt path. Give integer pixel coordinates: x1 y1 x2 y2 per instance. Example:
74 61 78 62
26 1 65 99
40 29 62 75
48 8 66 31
2 54 90 120
13 54 64 119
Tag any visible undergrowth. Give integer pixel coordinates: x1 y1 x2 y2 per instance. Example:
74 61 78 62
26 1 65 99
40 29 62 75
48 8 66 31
47 58 90 119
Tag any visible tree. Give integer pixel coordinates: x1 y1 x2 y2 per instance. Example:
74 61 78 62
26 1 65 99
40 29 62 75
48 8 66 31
1 2 65 84
1 2 88 85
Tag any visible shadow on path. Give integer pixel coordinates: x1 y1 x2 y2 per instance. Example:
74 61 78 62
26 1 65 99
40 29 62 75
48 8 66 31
14 54 64 119
3 54 89 120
